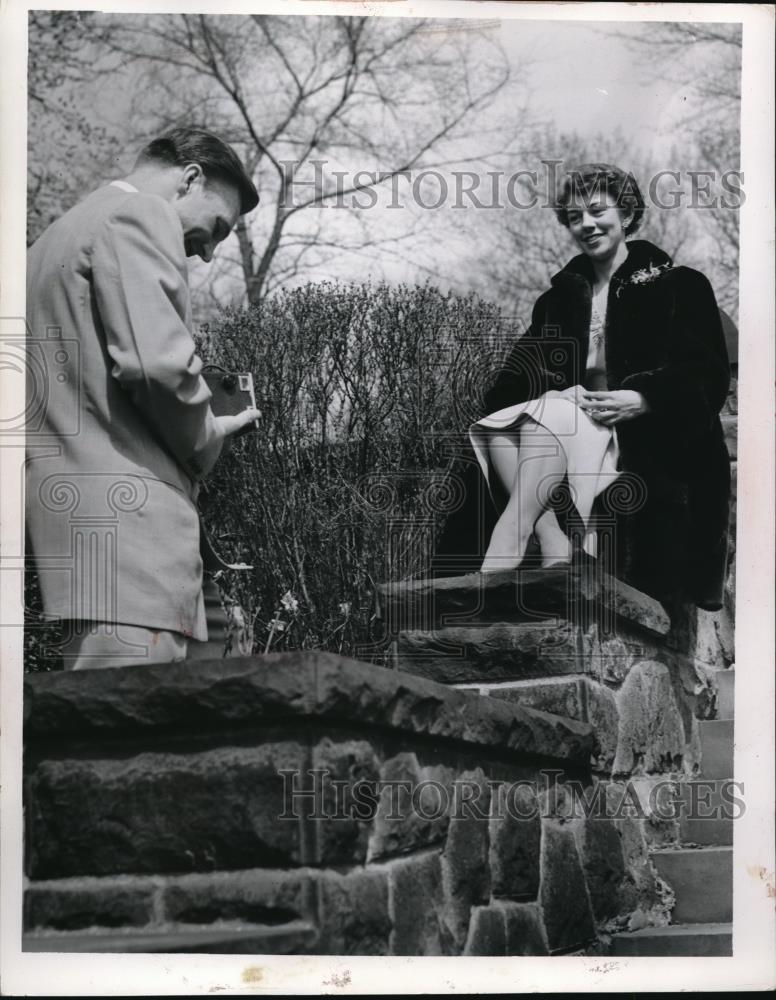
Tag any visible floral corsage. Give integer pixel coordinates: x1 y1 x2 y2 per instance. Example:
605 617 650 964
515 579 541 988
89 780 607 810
617 261 672 296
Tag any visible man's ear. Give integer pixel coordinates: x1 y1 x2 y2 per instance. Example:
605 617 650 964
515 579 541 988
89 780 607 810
178 163 205 196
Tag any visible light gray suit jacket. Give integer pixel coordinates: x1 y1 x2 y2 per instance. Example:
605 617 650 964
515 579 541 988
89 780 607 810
26 182 224 639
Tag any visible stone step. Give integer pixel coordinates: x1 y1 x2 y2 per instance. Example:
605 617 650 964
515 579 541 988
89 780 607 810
699 719 734 779
652 846 732 924
677 780 736 846
22 919 318 953
609 922 732 957
715 668 735 721
376 568 671 637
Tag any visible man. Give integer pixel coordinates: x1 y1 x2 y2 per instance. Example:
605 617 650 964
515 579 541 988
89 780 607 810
26 127 260 669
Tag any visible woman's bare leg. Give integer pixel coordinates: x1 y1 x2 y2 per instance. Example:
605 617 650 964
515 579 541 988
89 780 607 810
481 422 569 572
534 509 574 567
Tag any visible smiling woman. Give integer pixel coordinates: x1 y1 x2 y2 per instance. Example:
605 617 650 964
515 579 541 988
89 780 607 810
435 162 731 611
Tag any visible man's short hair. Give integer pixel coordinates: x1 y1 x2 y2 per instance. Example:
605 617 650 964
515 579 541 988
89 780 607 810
135 127 259 214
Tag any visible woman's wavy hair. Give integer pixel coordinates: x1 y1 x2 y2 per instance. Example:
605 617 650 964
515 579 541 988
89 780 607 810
553 163 645 237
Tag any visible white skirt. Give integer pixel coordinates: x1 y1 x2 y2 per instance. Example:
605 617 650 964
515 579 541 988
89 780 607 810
469 394 621 555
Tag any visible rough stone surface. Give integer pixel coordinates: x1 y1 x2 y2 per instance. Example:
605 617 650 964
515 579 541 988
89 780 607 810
367 754 453 863
538 821 596 953
23 653 316 737
378 566 670 637
27 743 305 879
439 769 492 950
582 680 620 774
396 621 581 683
491 678 618 774
387 850 449 955
597 575 671 637
312 737 381 865
667 606 724 669
489 782 541 899
162 868 309 926
584 622 645 685
571 815 634 924
499 901 550 956
24 878 156 931
463 905 507 956
612 661 693 777
488 678 582 719
315 867 392 955
378 566 582 631
604 783 668 926
24 652 595 768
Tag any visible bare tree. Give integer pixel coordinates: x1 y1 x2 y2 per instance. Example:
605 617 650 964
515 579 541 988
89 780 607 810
27 12 126 244
601 22 742 314
466 125 695 320
54 13 516 305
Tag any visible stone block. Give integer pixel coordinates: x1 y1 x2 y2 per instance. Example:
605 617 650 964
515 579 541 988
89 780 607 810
538 821 596 953
667 606 724 668
499 901 550 956
311 655 594 764
312 737 381 865
582 679 620 773
378 566 582 632
25 650 595 769
571 815 635 923
315 867 392 955
463 905 507 956
583 622 643 685
367 754 453 863
24 877 156 931
162 868 309 926
396 621 581 683
23 653 317 738
387 850 448 955
26 742 305 879
440 768 492 950
488 678 582 718
489 781 541 899
612 661 694 777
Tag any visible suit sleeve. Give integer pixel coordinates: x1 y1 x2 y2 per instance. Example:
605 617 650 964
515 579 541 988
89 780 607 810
91 194 224 480
482 293 568 413
620 268 730 443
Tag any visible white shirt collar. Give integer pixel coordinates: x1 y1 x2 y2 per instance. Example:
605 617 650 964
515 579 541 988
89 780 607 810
110 180 139 193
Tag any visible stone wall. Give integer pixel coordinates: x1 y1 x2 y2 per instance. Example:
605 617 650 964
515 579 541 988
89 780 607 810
23 650 667 954
377 563 733 939
379 564 728 775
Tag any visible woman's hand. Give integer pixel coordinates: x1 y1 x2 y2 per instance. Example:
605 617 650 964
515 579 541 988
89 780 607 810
578 390 650 425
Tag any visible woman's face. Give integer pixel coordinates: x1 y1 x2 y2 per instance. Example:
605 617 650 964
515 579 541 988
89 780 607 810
566 192 630 262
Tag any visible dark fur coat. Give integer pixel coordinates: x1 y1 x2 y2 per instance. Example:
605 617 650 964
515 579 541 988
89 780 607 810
433 240 731 611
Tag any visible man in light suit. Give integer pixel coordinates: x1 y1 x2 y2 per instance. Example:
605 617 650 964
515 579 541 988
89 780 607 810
26 127 260 669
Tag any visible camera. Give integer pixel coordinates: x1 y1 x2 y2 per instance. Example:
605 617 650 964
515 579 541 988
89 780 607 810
202 366 259 436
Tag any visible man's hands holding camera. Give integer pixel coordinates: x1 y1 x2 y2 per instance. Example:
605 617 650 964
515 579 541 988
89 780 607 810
216 407 261 450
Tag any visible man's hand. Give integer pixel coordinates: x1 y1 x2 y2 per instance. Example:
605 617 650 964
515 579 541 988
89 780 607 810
578 390 649 425
215 407 261 441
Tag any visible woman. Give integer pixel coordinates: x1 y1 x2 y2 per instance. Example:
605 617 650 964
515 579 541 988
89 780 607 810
436 163 731 611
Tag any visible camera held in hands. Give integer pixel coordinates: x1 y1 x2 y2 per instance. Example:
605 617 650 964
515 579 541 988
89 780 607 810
202 365 259 436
